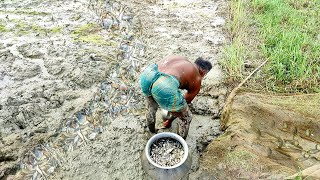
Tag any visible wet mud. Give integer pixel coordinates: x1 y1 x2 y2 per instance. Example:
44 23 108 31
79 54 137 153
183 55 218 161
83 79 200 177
0 0 227 179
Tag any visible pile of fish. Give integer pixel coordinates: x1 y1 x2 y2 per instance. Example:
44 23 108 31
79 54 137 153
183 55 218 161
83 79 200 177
16 0 146 179
150 138 185 167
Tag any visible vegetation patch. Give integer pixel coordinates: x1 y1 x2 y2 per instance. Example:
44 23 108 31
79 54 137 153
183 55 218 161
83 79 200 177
51 27 62 33
10 19 62 35
0 24 7 32
30 24 48 34
14 20 30 35
222 0 320 93
220 0 247 82
224 149 257 171
71 23 100 36
71 23 114 45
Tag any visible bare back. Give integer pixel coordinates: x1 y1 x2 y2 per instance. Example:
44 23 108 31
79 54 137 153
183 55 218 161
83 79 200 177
157 55 202 103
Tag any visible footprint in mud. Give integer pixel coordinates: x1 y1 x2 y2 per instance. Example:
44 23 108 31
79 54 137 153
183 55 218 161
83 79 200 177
9 59 42 80
17 43 46 59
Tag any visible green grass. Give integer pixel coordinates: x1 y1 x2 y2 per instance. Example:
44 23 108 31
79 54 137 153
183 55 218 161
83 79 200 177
0 24 7 32
9 19 62 35
71 23 98 36
71 23 114 45
221 39 245 81
14 20 30 35
220 0 248 82
50 27 62 33
223 0 320 93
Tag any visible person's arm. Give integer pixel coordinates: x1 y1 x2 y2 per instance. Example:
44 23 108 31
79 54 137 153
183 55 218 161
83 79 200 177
184 82 200 104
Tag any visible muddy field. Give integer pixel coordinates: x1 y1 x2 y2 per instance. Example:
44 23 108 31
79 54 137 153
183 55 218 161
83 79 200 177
0 0 227 179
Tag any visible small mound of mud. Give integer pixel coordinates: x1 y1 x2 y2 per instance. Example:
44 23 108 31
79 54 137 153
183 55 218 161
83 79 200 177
150 137 184 167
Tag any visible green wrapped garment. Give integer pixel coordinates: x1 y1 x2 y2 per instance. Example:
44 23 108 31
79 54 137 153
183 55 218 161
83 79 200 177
140 63 187 112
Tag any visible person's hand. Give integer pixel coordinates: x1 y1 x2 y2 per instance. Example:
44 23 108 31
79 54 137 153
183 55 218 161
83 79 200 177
163 119 172 128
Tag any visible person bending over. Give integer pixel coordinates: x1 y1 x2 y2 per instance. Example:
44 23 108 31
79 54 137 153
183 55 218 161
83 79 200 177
139 55 212 139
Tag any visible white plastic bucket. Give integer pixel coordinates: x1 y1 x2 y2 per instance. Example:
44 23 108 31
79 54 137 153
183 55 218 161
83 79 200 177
145 132 189 169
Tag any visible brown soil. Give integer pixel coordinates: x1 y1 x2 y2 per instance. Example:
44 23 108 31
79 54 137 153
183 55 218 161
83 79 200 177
199 90 320 179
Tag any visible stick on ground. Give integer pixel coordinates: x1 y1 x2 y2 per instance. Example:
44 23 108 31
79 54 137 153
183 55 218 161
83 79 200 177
221 60 268 130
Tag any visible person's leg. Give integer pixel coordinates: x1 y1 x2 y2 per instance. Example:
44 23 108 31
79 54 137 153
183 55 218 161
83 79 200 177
177 107 192 139
146 96 158 133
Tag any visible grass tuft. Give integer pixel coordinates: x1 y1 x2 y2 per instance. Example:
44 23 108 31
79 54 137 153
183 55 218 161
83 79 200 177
220 0 247 83
0 24 7 32
71 23 113 45
51 27 62 33
71 23 99 36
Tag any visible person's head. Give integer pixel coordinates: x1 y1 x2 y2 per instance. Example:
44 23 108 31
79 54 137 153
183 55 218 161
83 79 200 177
194 57 212 77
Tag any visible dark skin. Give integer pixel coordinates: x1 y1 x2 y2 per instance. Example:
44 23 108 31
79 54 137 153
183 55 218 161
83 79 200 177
157 55 208 118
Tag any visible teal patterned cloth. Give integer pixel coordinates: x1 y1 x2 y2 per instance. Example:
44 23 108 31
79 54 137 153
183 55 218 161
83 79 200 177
140 63 187 112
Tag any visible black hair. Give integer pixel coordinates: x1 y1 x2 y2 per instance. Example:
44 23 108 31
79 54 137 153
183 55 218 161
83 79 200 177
194 57 212 72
